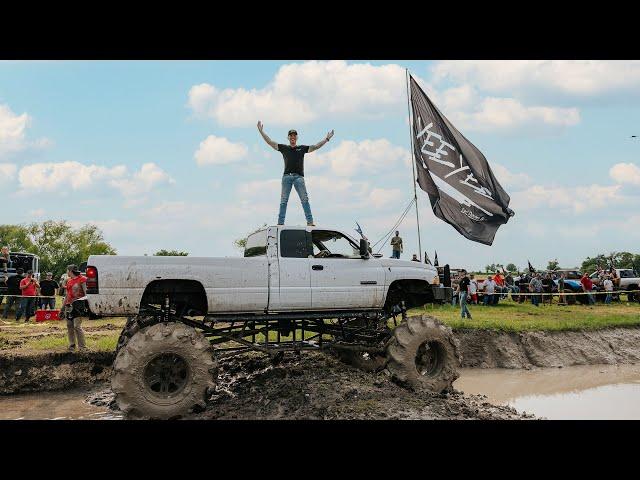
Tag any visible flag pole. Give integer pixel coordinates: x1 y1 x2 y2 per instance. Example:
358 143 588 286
405 68 422 258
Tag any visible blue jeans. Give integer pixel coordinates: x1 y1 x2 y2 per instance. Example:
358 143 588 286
391 250 400 259
586 292 595 305
605 293 612 304
41 297 56 310
16 297 36 321
460 292 471 318
278 174 313 224
483 294 494 305
532 293 540 306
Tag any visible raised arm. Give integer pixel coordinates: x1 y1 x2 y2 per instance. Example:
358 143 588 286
257 121 278 151
308 129 334 153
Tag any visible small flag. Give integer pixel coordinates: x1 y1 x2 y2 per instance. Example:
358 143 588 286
355 222 364 237
424 252 432 265
528 260 535 273
434 251 439 267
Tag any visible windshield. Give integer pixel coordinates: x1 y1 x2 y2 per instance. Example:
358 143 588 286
312 230 360 259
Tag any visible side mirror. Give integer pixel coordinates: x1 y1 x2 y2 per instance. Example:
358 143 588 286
359 239 370 259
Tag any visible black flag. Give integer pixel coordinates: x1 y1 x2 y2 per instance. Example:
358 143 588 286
528 260 535 273
434 251 439 267
409 75 514 245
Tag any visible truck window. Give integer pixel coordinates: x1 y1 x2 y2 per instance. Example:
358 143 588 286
620 270 634 278
244 229 268 257
312 230 360 259
280 230 311 258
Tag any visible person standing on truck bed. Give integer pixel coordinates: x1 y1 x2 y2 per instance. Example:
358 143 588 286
390 231 403 259
257 121 334 226
2 268 23 318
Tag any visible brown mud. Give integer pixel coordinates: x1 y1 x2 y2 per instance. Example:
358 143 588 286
188 351 531 420
0 351 114 395
456 327 640 369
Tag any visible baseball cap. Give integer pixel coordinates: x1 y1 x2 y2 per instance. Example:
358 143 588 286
288 129 298 136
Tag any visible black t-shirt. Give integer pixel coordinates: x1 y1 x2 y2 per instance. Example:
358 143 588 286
278 144 309 176
6 275 23 295
542 278 554 291
459 276 471 293
39 279 59 296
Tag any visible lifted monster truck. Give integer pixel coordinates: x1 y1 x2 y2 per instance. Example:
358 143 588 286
87 225 457 419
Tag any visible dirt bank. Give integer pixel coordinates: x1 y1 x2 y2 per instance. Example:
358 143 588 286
456 327 640 369
0 351 115 395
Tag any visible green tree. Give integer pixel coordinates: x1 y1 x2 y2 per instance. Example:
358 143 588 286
234 224 268 251
581 251 640 273
22 221 116 277
506 263 517 272
547 259 559 271
0 224 35 252
154 249 189 256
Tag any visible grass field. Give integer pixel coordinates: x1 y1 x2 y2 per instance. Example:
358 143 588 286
410 299 640 332
1 297 640 354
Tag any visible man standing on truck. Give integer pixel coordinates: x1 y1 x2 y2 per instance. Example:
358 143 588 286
63 265 88 351
390 231 403 259
257 121 334 226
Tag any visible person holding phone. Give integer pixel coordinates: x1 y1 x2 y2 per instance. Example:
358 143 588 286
17 270 39 322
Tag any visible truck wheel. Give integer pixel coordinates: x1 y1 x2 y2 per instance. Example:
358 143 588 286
333 348 388 372
112 322 217 419
115 315 157 355
386 315 460 393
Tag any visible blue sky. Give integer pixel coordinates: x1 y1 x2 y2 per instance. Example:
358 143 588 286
1 60 639 271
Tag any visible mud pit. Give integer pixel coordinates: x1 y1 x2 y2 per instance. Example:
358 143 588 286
185 351 531 420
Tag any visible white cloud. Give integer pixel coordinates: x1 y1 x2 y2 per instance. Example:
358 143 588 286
109 163 174 195
448 97 580 132
366 188 402 208
194 135 249 166
311 139 409 177
511 184 624 213
610 162 640 186
16 161 173 195
188 61 414 127
0 163 17 183
0 104 30 157
491 163 533 189
29 208 45 217
431 60 640 97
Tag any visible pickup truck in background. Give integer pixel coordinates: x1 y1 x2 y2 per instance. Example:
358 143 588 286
590 268 640 301
88 225 457 419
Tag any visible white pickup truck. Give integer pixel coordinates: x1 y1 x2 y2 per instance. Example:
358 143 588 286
87 225 444 317
87 225 456 420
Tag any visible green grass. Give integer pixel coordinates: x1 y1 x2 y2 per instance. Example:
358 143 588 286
410 300 640 332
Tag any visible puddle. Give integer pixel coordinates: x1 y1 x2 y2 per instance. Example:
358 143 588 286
455 364 640 419
0 387 122 420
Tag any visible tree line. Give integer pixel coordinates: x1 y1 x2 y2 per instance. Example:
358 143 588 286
483 252 639 274
1 221 189 277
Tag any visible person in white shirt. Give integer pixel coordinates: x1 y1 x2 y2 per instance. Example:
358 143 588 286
603 276 614 304
483 276 496 306
469 274 478 304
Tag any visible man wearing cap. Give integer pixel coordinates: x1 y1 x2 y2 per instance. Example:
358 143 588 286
257 121 334 226
39 272 59 310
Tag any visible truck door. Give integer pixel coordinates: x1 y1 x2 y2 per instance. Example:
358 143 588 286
309 230 384 310
275 228 312 310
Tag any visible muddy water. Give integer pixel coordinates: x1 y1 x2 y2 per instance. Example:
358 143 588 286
0 387 122 420
455 364 640 419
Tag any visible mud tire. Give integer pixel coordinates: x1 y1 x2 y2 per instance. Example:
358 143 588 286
112 322 217 419
333 348 388 372
115 315 157 355
386 315 460 393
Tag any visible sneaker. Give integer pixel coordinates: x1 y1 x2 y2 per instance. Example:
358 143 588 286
68 345 76 351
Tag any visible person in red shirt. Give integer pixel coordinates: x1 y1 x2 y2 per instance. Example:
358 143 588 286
581 273 595 305
17 270 39 322
63 264 88 351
